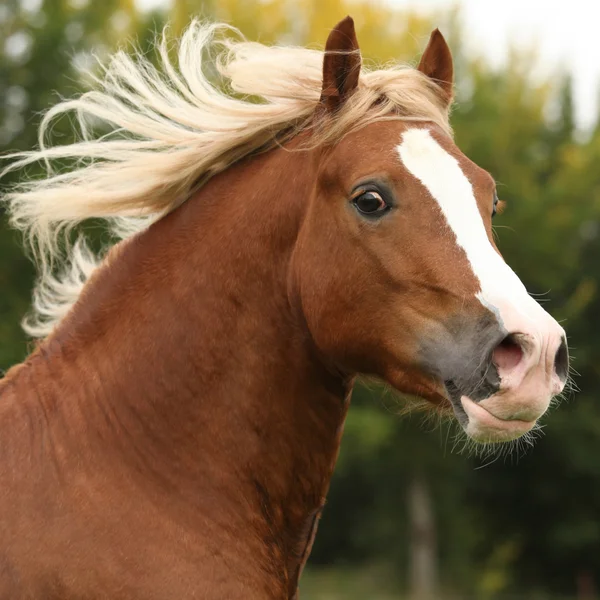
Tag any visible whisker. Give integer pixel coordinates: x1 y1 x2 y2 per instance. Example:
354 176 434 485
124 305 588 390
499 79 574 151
528 289 552 297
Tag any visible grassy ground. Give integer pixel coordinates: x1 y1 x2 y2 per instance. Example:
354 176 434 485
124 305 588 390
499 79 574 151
299 567 580 600
300 566 403 600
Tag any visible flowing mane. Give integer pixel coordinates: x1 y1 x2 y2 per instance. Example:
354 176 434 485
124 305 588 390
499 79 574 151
1 20 451 338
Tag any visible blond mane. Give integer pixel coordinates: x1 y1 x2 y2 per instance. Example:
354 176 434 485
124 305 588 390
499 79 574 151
1 20 451 338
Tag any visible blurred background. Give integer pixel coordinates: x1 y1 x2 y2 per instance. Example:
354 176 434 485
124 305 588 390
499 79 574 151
1 0 600 598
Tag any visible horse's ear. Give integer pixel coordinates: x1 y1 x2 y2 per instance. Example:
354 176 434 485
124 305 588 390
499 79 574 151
417 29 454 106
320 16 361 113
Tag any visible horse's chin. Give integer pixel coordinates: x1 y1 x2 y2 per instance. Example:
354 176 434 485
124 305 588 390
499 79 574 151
385 370 548 444
454 394 543 443
412 388 539 444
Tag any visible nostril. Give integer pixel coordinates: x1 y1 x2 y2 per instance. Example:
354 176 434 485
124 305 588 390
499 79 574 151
492 334 524 372
554 337 569 382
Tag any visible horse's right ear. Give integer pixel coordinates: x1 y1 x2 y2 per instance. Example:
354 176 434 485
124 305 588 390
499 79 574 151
320 16 361 113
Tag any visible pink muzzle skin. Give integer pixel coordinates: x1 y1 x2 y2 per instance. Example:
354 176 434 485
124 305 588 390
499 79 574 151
460 301 568 442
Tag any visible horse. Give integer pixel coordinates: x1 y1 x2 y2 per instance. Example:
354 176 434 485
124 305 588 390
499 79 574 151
0 16 568 599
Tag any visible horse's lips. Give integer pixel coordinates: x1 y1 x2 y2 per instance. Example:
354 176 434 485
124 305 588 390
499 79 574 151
460 395 536 442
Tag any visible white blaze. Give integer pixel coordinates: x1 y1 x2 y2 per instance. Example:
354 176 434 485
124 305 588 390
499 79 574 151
396 128 549 335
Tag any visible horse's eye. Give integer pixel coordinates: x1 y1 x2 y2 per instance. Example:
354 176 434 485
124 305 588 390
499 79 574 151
492 191 499 218
353 190 389 216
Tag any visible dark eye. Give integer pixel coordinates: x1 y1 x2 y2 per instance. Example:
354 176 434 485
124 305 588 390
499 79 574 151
492 191 499 218
352 190 389 217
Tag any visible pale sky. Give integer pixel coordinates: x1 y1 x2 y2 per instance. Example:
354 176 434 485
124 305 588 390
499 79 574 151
135 0 600 130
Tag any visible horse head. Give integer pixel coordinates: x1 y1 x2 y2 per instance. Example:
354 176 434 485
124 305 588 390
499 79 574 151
291 17 568 443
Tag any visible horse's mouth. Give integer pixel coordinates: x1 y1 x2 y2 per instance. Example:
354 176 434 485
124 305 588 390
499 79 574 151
457 395 537 442
444 379 540 443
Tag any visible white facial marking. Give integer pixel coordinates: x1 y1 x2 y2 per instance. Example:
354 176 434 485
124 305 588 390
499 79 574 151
396 128 547 334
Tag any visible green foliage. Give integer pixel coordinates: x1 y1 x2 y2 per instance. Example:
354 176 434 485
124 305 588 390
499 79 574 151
1 1 599 597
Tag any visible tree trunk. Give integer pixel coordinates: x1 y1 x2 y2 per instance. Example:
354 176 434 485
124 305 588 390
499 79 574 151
577 569 597 600
408 474 438 600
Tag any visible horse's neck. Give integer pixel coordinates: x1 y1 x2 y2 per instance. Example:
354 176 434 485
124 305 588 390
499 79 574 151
18 145 351 590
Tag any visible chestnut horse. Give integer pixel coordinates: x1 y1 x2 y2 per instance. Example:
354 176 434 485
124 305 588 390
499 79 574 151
0 17 568 599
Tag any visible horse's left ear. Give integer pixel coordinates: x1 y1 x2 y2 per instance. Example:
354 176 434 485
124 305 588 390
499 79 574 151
320 16 361 113
417 29 454 106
